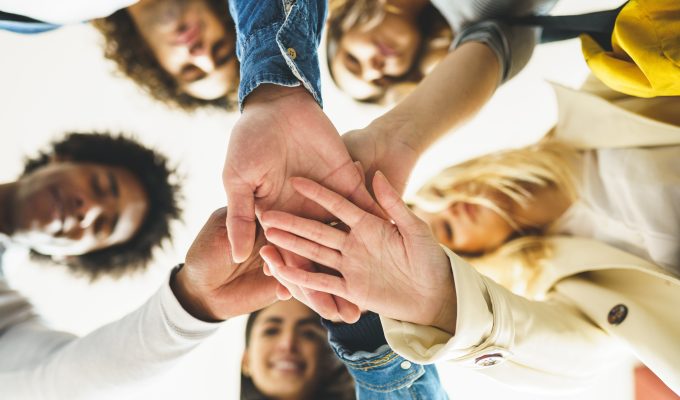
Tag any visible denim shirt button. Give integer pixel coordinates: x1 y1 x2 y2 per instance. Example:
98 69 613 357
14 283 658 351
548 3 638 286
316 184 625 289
286 47 297 60
400 361 412 370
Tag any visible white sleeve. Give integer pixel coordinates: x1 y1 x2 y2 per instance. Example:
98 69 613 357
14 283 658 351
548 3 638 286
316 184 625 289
0 272 221 400
0 0 138 24
381 247 622 394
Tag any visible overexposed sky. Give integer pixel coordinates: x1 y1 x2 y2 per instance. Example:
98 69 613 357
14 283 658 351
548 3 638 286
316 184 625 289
0 0 634 398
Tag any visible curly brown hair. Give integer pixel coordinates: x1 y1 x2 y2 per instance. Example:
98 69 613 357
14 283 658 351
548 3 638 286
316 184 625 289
92 0 238 112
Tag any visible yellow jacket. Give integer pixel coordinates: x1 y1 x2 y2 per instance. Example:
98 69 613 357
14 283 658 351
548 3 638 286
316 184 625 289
381 81 680 394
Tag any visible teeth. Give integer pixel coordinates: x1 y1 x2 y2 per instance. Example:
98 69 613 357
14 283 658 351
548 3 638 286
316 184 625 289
271 360 302 372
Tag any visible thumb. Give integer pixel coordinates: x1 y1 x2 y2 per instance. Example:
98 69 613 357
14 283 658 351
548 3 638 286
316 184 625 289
226 183 256 263
373 171 424 231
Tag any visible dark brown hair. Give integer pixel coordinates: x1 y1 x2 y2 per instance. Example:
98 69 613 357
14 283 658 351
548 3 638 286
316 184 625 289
92 0 238 112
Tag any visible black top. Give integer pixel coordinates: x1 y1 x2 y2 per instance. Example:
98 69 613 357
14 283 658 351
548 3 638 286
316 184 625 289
322 312 388 353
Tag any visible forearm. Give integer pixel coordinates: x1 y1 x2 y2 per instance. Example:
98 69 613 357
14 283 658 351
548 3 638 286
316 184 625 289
0 273 220 400
382 248 618 393
372 41 500 156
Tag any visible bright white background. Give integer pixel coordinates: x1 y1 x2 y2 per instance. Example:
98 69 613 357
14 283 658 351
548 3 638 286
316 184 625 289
0 0 634 398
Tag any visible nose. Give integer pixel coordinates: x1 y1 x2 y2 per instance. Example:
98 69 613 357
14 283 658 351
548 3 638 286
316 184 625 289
189 42 215 72
275 329 298 353
362 56 385 81
73 194 104 228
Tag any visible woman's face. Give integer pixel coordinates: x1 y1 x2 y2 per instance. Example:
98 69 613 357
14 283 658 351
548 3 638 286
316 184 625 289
330 11 422 100
242 300 327 400
127 0 238 100
413 192 515 254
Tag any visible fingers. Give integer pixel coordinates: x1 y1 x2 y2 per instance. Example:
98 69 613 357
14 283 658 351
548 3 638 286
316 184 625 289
265 228 343 270
272 264 348 299
276 283 292 300
373 171 425 231
347 174 389 220
334 297 362 323
225 184 257 263
260 246 342 320
261 210 347 250
291 177 368 228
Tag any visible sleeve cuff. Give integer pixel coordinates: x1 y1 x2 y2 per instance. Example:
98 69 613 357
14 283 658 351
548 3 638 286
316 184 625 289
381 246 495 364
323 312 387 353
159 266 222 339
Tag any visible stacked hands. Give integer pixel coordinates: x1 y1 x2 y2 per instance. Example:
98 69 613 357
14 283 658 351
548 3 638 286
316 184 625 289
175 84 456 333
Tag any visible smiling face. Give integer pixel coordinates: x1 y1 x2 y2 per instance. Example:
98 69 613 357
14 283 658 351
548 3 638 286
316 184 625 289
330 11 422 100
126 0 237 100
413 188 515 254
242 300 326 400
10 161 148 258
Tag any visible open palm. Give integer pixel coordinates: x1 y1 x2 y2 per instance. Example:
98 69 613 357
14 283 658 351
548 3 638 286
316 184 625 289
261 173 456 331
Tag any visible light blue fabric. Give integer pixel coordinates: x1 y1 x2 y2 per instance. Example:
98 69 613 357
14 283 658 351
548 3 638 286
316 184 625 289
0 12 61 34
228 0 326 109
329 337 449 399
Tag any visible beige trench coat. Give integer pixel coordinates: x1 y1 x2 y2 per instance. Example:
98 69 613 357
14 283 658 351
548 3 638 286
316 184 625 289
381 79 680 394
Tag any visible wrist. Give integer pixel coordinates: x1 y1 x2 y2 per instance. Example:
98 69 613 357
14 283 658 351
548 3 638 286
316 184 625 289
424 249 458 335
244 84 311 108
370 113 423 158
170 265 223 323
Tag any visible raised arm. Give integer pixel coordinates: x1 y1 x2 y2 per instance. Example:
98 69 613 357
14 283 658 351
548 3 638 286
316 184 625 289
345 21 537 194
0 208 279 399
324 312 449 399
261 176 625 394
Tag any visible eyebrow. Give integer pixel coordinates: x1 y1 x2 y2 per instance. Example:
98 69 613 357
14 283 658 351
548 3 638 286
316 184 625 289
107 171 119 198
106 171 120 236
262 316 320 327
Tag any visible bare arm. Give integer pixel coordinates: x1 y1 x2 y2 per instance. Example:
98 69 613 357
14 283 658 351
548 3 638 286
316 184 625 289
344 41 501 193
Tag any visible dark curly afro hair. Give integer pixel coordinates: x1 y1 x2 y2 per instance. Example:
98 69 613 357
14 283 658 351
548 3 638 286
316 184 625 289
23 133 182 280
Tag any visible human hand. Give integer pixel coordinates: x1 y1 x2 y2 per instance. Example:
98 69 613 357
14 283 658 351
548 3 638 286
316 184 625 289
223 85 376 263
171 208 283 322
260 245 361 323
342 117 420 196
261 173 457 333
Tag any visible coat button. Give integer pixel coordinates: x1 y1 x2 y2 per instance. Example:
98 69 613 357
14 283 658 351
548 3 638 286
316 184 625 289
287 47 297 60
475 353 503 367
400 361 412 370
607 304 628 325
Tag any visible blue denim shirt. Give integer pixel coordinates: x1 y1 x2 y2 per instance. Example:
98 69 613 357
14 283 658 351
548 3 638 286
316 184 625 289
228 0 325 109
325 313 449 399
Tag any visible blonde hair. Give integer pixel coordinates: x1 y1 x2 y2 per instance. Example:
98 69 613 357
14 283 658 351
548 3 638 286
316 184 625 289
412 140 579 230
327 0 453 104
468 236 553 298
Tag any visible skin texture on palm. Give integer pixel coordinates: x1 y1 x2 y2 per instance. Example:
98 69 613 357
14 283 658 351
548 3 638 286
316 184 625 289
223 85 378 264
261 173 458 334
172 207 281 322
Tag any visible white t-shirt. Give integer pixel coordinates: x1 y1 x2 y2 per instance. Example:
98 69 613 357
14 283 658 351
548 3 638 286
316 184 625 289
550 146 680 274
0 0 138 24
